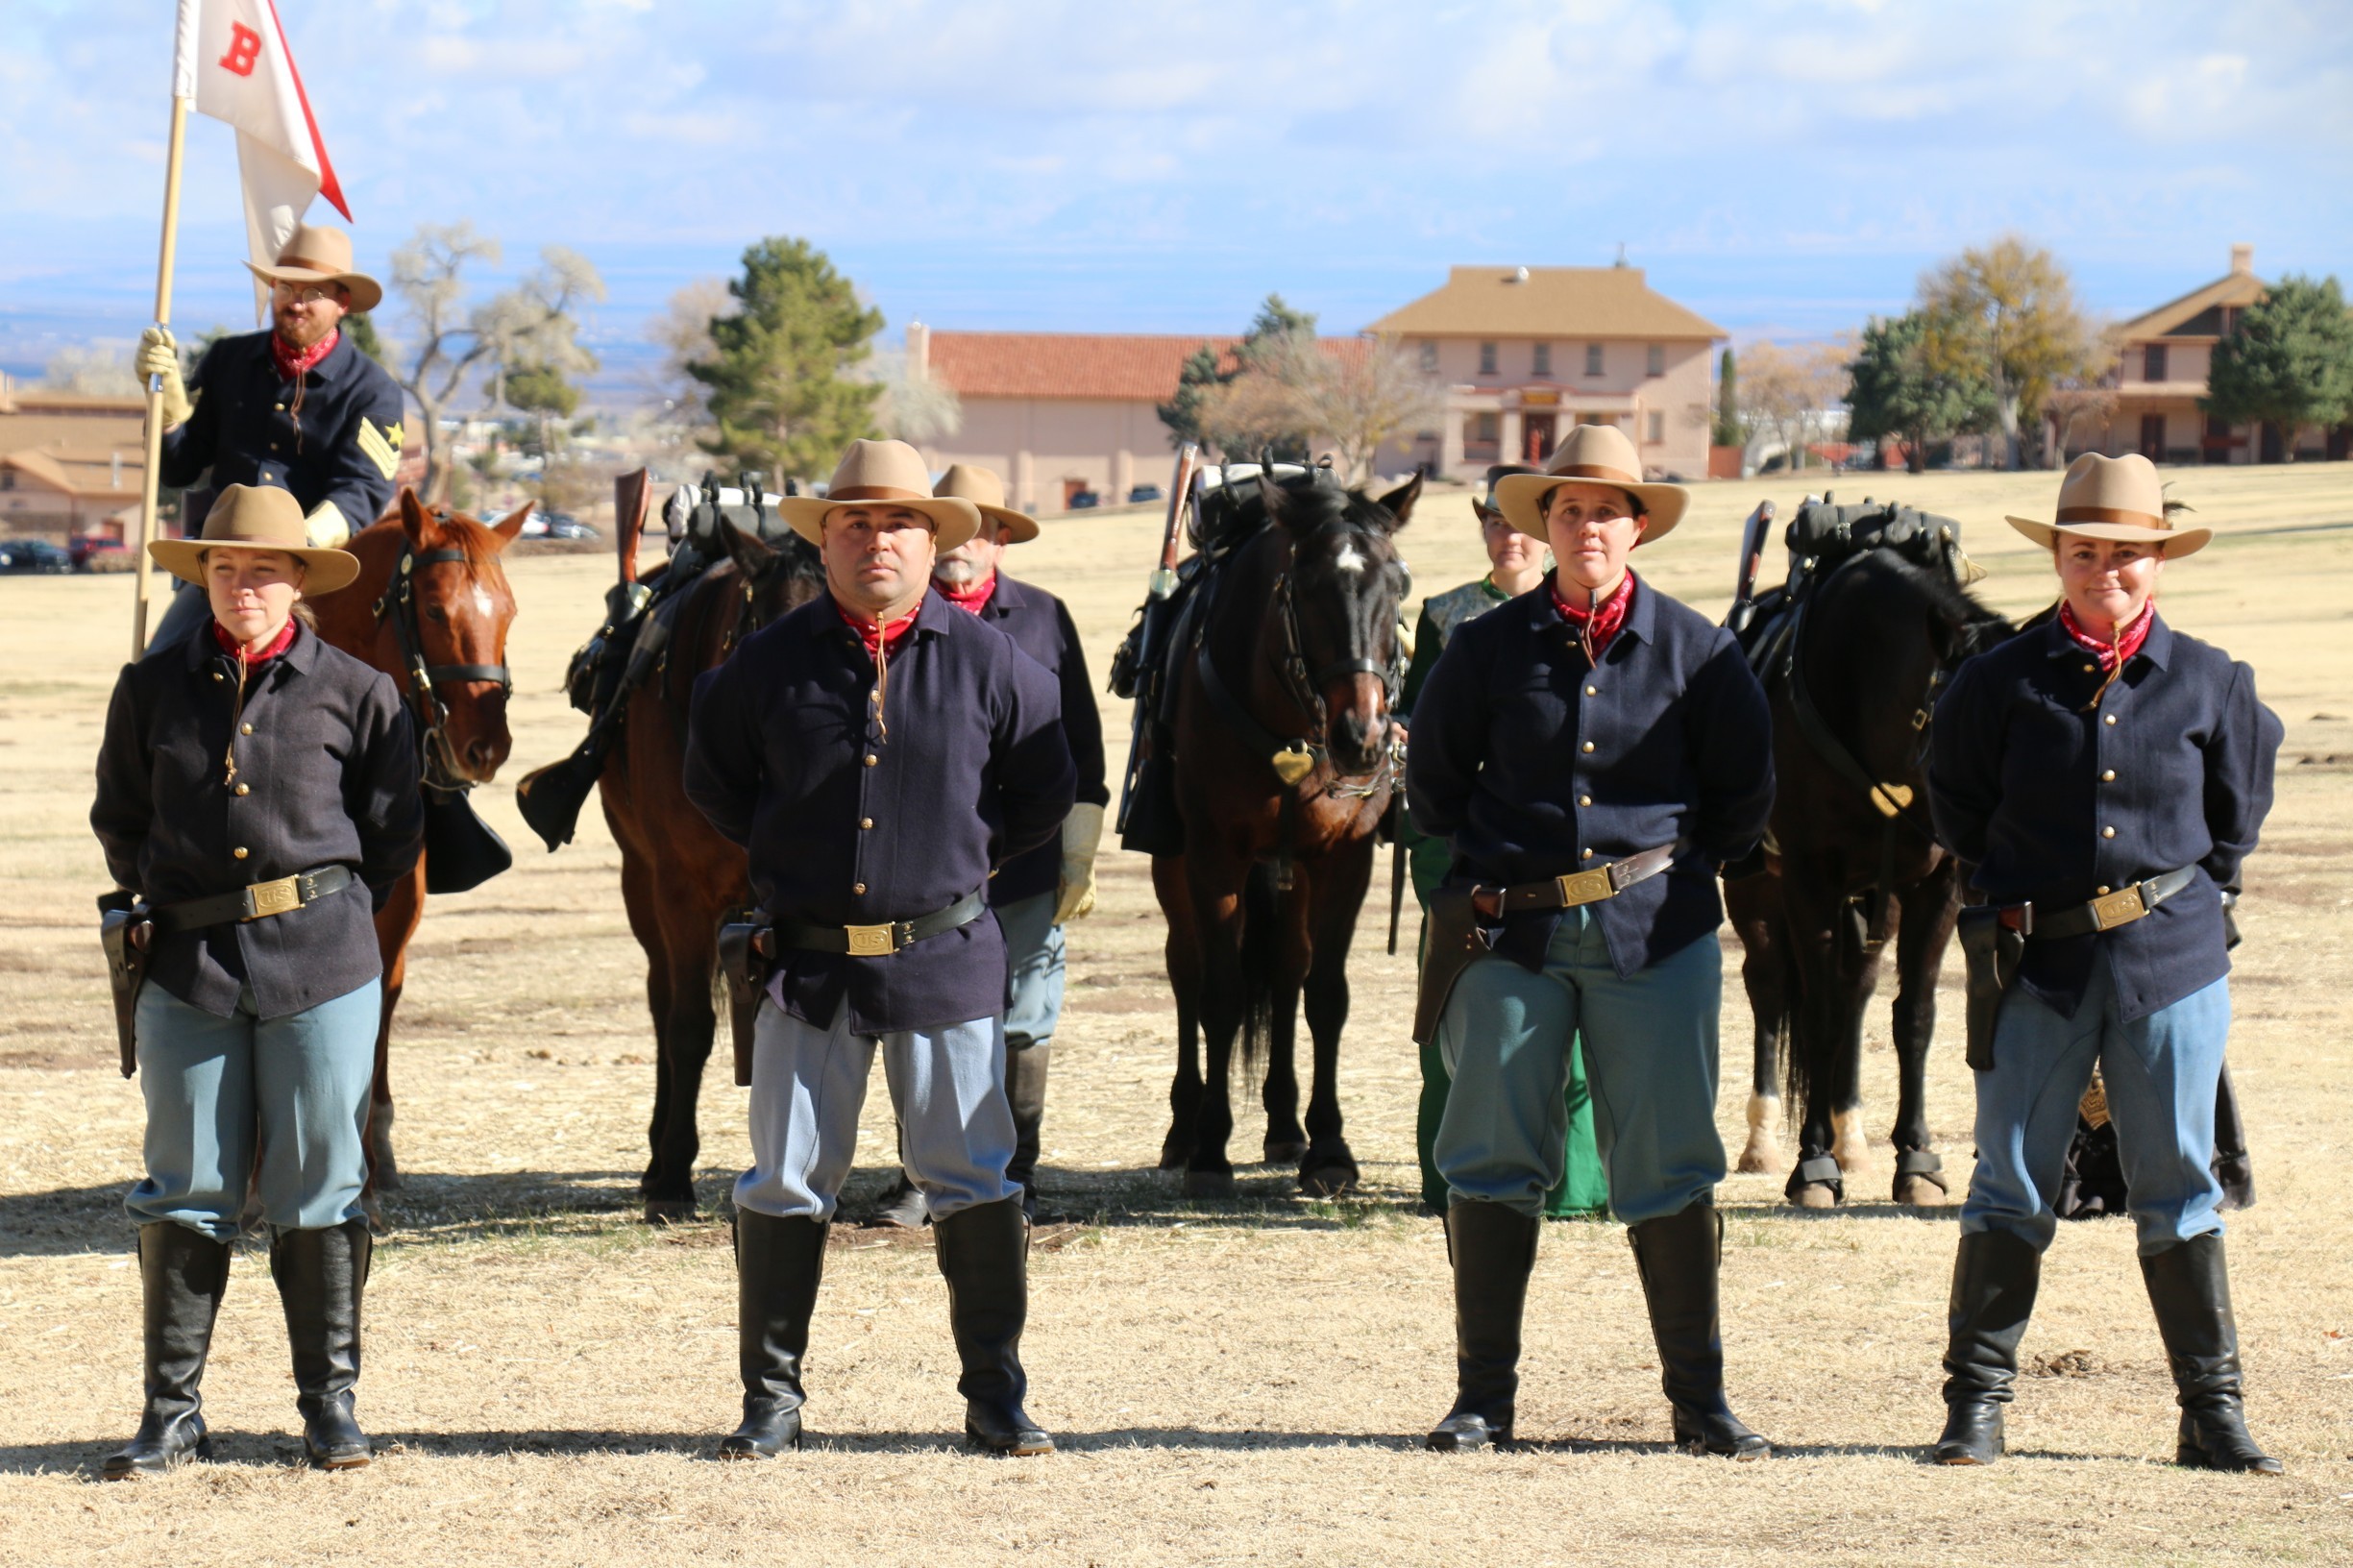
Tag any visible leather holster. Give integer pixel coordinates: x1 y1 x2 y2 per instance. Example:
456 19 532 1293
717 912 774 1088
98 891 153 1080
1413 887 1494 1046
1955 905 2024 1073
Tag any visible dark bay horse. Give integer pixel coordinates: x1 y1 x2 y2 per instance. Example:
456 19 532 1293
594 521 823 1221
1153 466 1416 1197
1728 549 2011 1207
308 490 528 1188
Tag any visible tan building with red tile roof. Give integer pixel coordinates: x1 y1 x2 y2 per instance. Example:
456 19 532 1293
0 376 147 536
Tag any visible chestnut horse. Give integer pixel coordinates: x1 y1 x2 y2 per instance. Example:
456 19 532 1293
1153 466 1416 1197
596 521 823 1221
308 490 528 1188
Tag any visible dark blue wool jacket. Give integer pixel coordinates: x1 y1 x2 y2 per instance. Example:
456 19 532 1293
1407 574 1774 978
91 624 423 1020
967 572 1109 906
160 329 406 531
684 590 1076 1035
1930 611 2280 1022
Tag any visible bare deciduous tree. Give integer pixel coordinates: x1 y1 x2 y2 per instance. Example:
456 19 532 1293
1736 338 1851 471
865 344 964 449
1195 332 1443 482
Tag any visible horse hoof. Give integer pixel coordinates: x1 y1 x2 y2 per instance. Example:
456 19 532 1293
1297 1161 1359 1198
1791 1182 1840 1211
1829 1108 1871 1175
642 1199 696 1225
1894 1175 1949 1207
365 1104 403 1190
1159 1132 1193 1171
1735 1139 1784 1177
1180 1169 1236 1199
1262 1138 1310 1165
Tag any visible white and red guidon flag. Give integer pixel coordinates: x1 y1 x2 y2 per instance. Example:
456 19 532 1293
172 0 351 319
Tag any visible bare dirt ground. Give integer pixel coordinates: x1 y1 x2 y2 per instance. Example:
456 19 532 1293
2 463 2349 1566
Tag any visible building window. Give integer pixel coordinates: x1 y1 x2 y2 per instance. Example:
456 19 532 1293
1532 342 1552 378
1646 410 1665 444
1479 342 1498 376
1474 412 1499 443
1584 343 1605 377
2144 344 2168 382
1646 344 1665 377
1418 341 1439 374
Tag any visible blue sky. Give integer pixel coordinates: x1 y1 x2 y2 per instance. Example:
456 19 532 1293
4 0 2348 393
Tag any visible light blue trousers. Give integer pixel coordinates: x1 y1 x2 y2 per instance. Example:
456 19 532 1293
997 891 1066 1052
1435 908 1727 1224
127 979 381 1240
1963 964 2230 1256
735 1001 1020 1223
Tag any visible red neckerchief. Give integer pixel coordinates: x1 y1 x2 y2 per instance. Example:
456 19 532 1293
834 594 924 742
269 327 338 454
933 573 997 616
1550 572 1635 665
2058 600 2153 710
212 615 300 666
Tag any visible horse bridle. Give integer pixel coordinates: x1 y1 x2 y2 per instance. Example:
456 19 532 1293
376 538 513 792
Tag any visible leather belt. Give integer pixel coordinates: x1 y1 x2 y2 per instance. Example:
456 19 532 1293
1473 844 1678 919
149 865 355 934
772 888 988 957
1996 865 2197 940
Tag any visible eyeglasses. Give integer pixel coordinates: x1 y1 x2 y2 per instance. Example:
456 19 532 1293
271 282 341 306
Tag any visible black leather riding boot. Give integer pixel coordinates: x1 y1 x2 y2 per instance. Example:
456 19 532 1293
1005 1041 1051 1219
1629 1202 1771 1459
104 1223 231 1480
934 1197 1053 1456
1932 1229 2040 1464
721 1210 829 1458
870 1122 930 1229
2141 1234 2282 1475
1427 1200 1540 1452
272 1219 373 1469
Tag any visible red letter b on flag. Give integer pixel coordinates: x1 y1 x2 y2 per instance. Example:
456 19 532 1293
219 23 262 78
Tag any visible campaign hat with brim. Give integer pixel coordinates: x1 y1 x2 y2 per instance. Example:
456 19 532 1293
149 483 361 593
242 223 383 314
2005 452 2210 558
1473 463 1543 524
1492 423 1689 541
777 439 980 551
932 463 1038 542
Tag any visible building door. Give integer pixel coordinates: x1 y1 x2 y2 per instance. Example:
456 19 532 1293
1524 413 1556 463
2139 413 2166 461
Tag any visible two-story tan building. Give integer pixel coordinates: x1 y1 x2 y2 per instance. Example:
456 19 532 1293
1365 264 1725 480
0 376 147 537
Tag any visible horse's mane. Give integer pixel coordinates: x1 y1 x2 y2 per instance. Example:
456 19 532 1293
1194 465 1375 556
1849 549 2013 657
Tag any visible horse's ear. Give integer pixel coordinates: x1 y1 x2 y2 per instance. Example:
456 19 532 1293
1375 473 1421 530
489 502 533 549
1256 473 1286 526
718 516 775 579
399 488 436 547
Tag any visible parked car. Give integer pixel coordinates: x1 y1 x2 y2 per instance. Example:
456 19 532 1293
1127 484 1164 503
0 538 73 574
546 516 599 541
70 536 131 571
1066 490 1100 510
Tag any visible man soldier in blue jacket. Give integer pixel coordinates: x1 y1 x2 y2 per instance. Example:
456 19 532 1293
684 439 1076 1458
867 463 1109 1228
135 225 407 648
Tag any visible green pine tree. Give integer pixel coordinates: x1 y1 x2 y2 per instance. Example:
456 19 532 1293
1713 348 1740 449
344 312 386 362
1845 310 1997 473
1157 343 1231 449
688 237 884 484
2203 275 2353 462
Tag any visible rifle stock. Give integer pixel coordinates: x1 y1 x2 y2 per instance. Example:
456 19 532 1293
1727 500 1776 635
1116 445 1199 831
615 467 652 585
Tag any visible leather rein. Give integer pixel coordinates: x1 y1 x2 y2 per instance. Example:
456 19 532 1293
375 538 513 793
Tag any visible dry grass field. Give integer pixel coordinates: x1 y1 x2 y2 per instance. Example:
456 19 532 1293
1 462 2349 1567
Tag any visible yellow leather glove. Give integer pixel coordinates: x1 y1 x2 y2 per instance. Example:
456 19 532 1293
136 327 192 428
304 501 351 549
1053 802 1106 925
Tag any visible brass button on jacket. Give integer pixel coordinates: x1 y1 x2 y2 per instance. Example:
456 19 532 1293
233 846 249 860
233 783 250 796
859 818 873 830
852 882 867 895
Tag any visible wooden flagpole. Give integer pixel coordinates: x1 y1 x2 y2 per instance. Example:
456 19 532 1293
133 92 191 658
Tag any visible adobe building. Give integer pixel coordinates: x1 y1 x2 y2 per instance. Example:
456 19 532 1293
1365 264 1725 480
2105 244 2344 464
0 375 146 537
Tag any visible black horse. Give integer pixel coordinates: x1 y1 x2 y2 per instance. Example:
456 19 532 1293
1146 464 1415 1196
1728 547 2012 1207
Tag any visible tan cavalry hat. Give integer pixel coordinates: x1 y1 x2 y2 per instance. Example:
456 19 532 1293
1492 422 1690 541
778 439 981 551
2006 453 2210 557
933 463 1039 543
149 483 362 593
244 223 383 314
1472 463 1542 527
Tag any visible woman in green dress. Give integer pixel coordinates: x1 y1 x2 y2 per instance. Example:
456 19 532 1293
1397 465 1607 1217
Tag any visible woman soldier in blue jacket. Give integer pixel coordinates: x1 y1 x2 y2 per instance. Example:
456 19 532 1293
1407 426 1774 1457
1927 454 2284 1473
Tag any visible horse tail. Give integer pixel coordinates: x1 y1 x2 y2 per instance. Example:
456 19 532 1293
1236 859 1281 1078
1776 938 1809 1115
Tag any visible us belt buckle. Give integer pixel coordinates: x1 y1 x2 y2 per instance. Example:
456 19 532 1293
245 875 304 919
844 922 897 957
2089 884 2149 931
1554 868 1616 907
